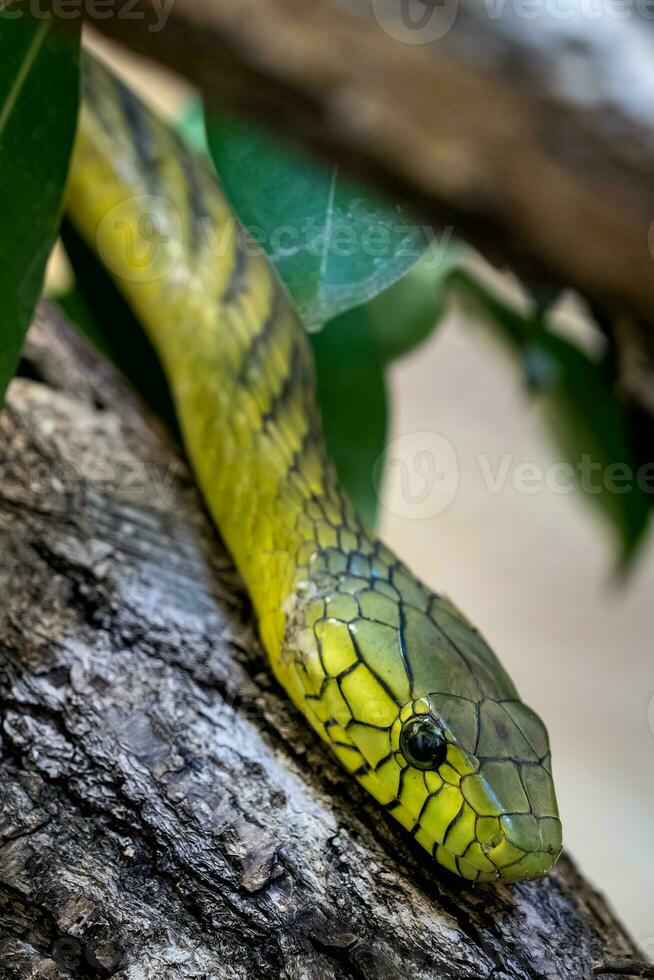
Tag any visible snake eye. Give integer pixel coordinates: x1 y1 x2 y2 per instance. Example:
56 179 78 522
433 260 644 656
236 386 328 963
400 716 448 770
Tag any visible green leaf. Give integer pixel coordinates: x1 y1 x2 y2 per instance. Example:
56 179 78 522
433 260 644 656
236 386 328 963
365 238 464 363
0 16 80 407
311 307 387 527
309 241 465 518
59 219 178 435
452 270 651 567
205 111 428 331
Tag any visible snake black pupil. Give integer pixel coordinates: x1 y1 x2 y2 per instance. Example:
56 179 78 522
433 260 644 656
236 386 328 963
400 717 447 770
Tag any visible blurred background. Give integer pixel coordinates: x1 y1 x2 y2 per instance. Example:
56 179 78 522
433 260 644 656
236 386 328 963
55 30 654 946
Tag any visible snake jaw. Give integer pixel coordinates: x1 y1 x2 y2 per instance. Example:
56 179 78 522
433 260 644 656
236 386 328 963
391 756 562 883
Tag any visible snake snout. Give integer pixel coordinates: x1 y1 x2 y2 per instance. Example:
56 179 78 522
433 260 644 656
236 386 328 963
491 811 563 882
450 699 563 882
458 757 563 882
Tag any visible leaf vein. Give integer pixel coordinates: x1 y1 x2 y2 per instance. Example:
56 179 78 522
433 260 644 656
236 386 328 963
0 20 50 142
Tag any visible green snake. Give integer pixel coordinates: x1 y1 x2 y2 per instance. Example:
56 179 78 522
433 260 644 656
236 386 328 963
66 54 562 883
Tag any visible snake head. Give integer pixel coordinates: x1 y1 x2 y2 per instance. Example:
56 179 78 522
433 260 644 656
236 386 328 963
346 693 562 882
291 553 562 883
384 696 562 882
330 586 563 883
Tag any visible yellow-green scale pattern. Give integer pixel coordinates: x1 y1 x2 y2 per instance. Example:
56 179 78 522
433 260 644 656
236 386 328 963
66 54 563 883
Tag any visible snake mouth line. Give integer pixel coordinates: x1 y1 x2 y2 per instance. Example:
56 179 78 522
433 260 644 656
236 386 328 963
413 788 563 884
415 813 563 883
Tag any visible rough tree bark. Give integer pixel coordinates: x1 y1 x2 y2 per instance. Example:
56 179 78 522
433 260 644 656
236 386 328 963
0 303 646 979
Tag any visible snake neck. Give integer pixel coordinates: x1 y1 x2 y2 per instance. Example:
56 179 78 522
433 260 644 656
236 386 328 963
66 54 368 656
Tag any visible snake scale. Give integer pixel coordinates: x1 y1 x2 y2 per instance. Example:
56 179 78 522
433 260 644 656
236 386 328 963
65 54 562 883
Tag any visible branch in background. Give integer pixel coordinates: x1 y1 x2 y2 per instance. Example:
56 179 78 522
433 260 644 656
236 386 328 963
83 0 654 351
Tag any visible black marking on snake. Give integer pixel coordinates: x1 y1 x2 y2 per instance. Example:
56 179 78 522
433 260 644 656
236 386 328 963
336 660 361 683
113 74 159 193
443 801 466 849
474 701 482 756
397 603 414 699
516 764 535 815
345 719 391 734
329 727 353 748
411 791 436 836
356 616 402 636
234 287 281 388
288 459 317 507
437 811 464 858
348 628 403 707
175 137 207 252
286 414 324 493
455 856 477 880
397 765 410 808
222 236 250 305
372 752 394 773
313 495 336 527
353 763 371 777
384 799 400 812
260 340 304 429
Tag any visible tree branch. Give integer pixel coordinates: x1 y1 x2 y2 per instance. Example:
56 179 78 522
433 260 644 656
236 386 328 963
83 0 654 324
0 303 644 977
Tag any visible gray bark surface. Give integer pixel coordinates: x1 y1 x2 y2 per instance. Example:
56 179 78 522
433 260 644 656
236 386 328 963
0 304 644 979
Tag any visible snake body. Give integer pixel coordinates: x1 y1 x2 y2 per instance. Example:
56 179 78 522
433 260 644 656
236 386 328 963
66 55 562 882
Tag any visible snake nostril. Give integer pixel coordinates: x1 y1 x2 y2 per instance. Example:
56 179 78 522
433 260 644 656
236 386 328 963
538 815 563 855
